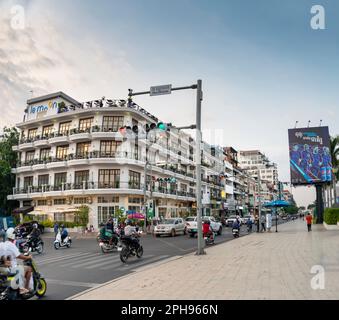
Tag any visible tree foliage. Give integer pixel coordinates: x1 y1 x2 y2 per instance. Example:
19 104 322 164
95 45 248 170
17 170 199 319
75 205 89 227
0 127 19 215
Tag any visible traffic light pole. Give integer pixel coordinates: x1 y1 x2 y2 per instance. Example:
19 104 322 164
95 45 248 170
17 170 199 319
196 80 205 255
128 80 205 255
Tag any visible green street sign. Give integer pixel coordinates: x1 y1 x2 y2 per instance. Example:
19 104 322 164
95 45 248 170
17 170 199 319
120 207 125 213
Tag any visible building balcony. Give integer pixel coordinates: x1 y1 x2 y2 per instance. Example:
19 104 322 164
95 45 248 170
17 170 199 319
91 126 123 141
14 152 147 171
68 128 91 142
49 133 70 145
34 137 50 148
9 182 197 201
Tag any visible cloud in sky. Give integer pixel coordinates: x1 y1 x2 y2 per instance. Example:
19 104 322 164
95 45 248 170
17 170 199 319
1 0 338 207
0 0 135 129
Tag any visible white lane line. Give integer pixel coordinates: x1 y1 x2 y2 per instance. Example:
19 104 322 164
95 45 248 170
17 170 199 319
102 255 162 271
85 256 128 270
68 255 119 268
93 254 154 271
37 252 93 265
45 279 100 288
59 253 105 267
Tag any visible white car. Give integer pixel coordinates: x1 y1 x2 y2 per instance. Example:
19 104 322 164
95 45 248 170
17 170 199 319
186 216 223 237
154 218 186 237
226 215 244 227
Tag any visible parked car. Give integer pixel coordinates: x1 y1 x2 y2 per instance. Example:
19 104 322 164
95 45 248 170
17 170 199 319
186 216 223 237
153 218 186 237
225 215 243 227
15 221 45 236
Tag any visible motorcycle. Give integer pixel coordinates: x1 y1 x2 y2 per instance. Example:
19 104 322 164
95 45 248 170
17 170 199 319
0 258 47 300
232 228 240 238
203 232 215 245
119 232 143 263
54 231 72 250
99 236 122 253
19 235 44 255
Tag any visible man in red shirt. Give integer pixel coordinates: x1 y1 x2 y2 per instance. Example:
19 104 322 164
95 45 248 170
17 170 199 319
306 212 313 232
202 220 213 240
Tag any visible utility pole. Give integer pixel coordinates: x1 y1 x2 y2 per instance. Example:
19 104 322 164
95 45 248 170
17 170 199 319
258 169 262 225
196 80 204 255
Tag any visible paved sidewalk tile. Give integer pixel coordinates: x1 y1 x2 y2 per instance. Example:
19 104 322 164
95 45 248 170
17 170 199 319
72 220 339 300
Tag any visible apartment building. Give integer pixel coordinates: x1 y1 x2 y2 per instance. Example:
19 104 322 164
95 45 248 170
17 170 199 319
8 92 226 228
238 150 279 202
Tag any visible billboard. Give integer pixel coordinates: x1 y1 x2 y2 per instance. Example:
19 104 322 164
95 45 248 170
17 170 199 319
288 126 332 185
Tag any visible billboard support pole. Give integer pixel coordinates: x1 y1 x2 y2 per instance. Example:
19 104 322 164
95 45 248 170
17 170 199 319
315 183 324 224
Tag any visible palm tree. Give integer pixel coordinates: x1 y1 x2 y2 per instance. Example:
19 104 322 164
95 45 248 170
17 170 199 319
330 135 339 205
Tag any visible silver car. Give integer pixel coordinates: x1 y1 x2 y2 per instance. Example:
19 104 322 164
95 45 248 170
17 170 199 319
154 218 186 237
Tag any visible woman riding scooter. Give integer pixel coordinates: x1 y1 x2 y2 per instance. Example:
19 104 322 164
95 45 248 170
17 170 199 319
202 220 214 243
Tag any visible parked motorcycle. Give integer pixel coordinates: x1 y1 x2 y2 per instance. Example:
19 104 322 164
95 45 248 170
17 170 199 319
54 231 72 250
119 232 143 263
19 235 44 255
0 258 47 300
232 228 240 238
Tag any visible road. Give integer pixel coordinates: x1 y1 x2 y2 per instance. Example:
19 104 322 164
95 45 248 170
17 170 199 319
32 219 291 300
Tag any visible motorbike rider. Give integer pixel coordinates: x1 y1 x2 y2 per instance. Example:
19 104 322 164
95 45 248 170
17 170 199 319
60 225 68 244
99 222 119 246
28 223 41 248
202 219 214 240
247 218 253 232
232 218 241 233
3 228 33 294
123 220 140 251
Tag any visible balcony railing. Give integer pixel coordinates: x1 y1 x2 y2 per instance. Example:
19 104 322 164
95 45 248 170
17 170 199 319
16 151 145 168
13 182 196 198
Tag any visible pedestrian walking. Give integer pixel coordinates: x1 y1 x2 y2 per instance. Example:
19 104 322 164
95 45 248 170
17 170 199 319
53 222 59 239
255 215 259 233
261 215 266 232
306 212 313 232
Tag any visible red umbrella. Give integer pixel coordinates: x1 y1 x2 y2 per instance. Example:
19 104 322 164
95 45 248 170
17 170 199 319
127 213 145 220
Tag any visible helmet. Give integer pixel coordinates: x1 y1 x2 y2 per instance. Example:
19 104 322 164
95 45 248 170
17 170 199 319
204 219 210 225
125 219 132 226
61 224 65 229
33 223 38 229
6 228 16 240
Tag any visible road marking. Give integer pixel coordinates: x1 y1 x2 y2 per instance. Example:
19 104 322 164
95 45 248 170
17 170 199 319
110 255 166 272
60 254 111 268
70 255 120 268
130 255 179 272
37 252 93 265
45 279 100 288
100 255 155 271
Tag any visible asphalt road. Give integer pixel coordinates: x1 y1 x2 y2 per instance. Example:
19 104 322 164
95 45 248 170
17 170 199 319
31 219 291 300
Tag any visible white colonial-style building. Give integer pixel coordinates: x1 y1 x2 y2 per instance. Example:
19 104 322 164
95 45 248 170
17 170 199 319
8 92 227 229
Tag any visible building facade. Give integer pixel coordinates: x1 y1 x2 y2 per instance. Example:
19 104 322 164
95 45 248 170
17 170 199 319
8 92 226 229
238 150 279 203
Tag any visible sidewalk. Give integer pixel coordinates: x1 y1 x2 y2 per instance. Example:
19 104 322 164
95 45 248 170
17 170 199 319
71 220 339 300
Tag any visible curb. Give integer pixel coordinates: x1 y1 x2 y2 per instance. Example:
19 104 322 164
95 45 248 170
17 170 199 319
67 255 184 300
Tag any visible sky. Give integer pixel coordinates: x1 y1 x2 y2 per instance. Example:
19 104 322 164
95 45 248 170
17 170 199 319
0 0 338 206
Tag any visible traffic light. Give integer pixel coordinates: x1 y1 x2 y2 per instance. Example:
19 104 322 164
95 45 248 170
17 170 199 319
146 122 172 133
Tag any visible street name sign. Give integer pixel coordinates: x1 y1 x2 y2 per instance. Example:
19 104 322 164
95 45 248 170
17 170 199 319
150 84 172 96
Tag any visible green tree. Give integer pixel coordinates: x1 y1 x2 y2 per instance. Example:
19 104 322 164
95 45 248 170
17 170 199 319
284 206 298 215
75 205 89 227
0 127 19 215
